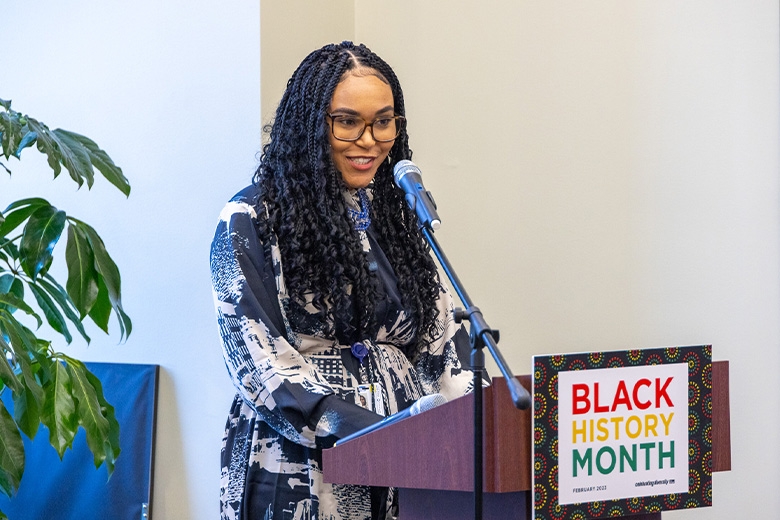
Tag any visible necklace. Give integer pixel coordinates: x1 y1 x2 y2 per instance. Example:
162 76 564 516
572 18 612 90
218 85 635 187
347 189 371 231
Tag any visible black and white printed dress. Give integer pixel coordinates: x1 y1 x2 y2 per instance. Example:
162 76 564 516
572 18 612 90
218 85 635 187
210 185 474 520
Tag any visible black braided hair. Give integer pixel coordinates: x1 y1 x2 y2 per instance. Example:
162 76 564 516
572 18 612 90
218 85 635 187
253 41 440 359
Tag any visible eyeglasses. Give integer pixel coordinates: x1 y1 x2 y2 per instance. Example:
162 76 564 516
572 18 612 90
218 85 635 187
327 113 406 143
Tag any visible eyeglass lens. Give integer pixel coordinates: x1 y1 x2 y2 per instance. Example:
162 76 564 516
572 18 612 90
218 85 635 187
330 116 402 142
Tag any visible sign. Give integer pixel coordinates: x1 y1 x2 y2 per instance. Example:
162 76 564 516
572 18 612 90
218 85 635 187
532 346 713 519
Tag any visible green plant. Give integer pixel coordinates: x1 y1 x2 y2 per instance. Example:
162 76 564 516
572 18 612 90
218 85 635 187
0 98 131 518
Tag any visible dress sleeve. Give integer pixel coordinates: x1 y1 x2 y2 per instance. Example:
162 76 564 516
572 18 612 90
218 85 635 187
414 282 481 401
210 199 381 448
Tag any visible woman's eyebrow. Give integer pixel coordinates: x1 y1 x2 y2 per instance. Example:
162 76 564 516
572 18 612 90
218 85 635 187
329 105 395 116
330 108 360 116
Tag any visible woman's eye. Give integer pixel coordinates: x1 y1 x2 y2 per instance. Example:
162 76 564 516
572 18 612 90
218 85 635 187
336 117 359 127
374 118 392 128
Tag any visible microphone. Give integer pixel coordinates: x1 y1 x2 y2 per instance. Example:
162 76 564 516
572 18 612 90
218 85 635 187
336 393 447 445
393 160 442 230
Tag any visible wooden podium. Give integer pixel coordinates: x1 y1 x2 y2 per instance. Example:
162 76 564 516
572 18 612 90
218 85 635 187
323 361 731 520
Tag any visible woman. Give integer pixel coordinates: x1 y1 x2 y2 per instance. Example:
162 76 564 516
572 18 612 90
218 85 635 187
210 42 474 520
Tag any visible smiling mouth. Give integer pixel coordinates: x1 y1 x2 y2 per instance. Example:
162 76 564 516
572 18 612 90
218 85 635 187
348 157 374 165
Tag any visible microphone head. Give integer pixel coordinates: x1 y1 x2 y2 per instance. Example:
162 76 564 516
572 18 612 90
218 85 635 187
410 393 448 415
393 159 419 186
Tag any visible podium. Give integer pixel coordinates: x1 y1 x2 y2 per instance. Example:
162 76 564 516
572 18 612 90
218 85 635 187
322 361 731 520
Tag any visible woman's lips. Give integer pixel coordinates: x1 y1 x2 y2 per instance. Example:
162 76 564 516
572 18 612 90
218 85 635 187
347 156 376 171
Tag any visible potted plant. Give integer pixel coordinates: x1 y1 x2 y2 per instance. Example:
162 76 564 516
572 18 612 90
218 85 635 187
0 98 131 519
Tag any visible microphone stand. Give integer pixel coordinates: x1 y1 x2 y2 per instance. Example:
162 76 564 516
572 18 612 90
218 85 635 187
420 226 531 520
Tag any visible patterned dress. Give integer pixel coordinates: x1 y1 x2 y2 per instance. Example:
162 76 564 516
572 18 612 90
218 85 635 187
210 185 474 520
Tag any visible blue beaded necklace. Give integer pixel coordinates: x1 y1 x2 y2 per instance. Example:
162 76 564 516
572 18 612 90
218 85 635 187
347 188 371 231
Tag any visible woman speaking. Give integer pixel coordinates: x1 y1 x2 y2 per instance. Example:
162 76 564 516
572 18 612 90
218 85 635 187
210 42 474 520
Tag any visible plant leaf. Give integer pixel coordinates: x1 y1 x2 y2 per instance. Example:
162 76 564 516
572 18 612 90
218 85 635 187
0 399 24 498
0 274 24 299
41 359 77 458
0 293 42 327
2 197 50 214
14 130 37 158
0 242 18 264
87 276 110 334
0 118 9 161
116 306 131 340
13 382 41 440
50 129 94 189
28 283 71 343
65 225 99 318
29 339 53 384
0 198 50 238
0 338 21 394
83 367 120 476
20 204 66 281
72 221 131 339
38 276 90 343
26 119 62 179
56 130 130 197
63 359 110 469
0 275 24 312
0 111 23 163
0 310 45 406
3 111 127 195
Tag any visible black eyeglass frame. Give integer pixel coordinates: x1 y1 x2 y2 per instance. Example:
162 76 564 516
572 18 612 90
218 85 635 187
326 114 407 143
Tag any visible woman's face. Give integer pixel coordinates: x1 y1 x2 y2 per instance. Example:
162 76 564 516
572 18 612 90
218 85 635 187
328 73 396 189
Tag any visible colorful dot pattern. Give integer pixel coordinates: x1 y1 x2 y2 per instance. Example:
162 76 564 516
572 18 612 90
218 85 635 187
532 345 713 519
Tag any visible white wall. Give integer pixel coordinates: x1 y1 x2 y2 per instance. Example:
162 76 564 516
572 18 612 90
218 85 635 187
2 1 259 518
261 0 354 124
264 1 780 518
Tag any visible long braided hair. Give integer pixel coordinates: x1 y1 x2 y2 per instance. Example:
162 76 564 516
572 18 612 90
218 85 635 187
253 42 440 359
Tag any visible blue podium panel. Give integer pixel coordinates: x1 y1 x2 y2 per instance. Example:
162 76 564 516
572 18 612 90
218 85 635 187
0 363 159 520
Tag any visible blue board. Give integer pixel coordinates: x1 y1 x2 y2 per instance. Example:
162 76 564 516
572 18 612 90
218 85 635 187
0 363 159 520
